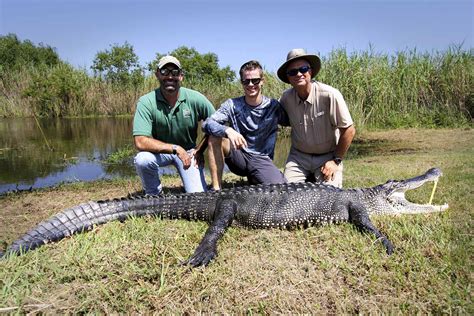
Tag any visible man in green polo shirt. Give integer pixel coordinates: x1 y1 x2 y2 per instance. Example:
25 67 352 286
133 55 215 194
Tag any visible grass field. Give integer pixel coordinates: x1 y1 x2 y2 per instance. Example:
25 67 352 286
0 128 472 314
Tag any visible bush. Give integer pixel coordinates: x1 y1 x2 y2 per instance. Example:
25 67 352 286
0 38 472 128
23 64 90 117
148 46 236 83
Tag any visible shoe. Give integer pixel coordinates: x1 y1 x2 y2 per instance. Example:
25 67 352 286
207 186 221 193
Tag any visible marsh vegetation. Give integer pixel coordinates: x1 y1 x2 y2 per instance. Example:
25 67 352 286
1 34 472 129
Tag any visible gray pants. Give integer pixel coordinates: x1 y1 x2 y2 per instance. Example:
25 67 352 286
284 147 343 187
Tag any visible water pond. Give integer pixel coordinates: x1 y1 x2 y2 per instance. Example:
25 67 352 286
0 117 292 194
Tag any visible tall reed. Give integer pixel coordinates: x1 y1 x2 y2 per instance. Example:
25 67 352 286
318 46 473 128
0 47 472 129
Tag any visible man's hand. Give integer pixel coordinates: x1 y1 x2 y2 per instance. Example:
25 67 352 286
176 146 192 169
321 160 338 181
225 128 247 150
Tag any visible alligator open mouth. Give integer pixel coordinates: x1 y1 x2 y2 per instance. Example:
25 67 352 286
385 168 449 214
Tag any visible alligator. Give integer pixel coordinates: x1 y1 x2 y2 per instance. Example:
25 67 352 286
0 168 448 267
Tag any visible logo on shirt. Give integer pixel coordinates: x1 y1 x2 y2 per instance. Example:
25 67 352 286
183 109 192 118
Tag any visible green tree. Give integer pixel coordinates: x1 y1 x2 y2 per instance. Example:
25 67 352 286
148 46 235 82
0 33 60 71
91 42 144 86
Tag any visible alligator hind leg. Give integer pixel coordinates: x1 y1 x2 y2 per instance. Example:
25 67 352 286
348 202 394 255
185 198 237 267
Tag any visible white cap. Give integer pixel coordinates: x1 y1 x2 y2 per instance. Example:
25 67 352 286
157 55 181 69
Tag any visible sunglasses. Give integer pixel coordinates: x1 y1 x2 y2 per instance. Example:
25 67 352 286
286 65 311 77
241 78 262 86
159 68 182 77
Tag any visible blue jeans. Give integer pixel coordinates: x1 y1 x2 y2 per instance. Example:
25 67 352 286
134 151 207 194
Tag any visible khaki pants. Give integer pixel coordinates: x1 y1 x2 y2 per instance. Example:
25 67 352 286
284 147 343 188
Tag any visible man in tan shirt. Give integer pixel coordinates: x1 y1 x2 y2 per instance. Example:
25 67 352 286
277 48 356 187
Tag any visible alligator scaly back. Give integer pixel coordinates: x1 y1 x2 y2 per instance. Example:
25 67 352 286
1 168 448 266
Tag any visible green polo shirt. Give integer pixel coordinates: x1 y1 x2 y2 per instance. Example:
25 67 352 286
133 87 215 150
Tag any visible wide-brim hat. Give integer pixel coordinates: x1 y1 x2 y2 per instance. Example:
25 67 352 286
277 48 321 84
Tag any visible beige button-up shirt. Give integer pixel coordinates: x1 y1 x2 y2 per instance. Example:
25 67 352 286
280 81 353 155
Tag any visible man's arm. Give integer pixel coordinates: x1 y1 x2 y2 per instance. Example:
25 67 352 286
321 125 356 181
334 125 356 159
133 97 181 156
277 100 290 127
202 100 247 149
134 135 171 153
224 128 247 149
193 132 208 155
134 136 192 169
202 105 231 137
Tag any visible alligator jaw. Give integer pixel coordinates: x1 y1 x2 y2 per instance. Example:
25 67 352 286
400 167 443 191
386 168 449 214
388 192 449 214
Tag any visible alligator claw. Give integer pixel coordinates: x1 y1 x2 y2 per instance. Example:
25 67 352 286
185 246 217 267
381 238 394 255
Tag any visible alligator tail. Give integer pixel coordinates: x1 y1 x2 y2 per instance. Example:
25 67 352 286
1 194 213 258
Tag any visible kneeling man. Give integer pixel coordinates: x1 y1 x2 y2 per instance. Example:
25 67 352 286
202 60 288 190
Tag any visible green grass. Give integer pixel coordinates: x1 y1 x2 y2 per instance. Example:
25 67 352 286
104 144 136 164
0 128 472 313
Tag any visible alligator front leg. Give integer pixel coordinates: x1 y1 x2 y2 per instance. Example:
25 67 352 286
185 199 237 267
348 202 394 255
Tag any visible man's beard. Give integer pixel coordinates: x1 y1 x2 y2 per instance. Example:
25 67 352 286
161 79 179 93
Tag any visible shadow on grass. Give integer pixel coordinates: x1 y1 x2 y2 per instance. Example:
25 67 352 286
346 137 420 160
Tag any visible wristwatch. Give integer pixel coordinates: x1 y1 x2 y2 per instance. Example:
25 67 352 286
333 157 343 165
172 144 178 155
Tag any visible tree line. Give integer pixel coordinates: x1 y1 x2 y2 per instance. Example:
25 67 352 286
0 34 235 86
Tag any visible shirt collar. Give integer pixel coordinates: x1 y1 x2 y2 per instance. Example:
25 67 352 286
155 88 187 113
156 87 186 104
294 81 316 105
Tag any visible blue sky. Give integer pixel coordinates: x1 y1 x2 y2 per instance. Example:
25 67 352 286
1 0 472 74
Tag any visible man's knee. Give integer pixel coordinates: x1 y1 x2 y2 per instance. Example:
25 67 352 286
249 158 287 185
134 151 157 170
252 170 286 185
